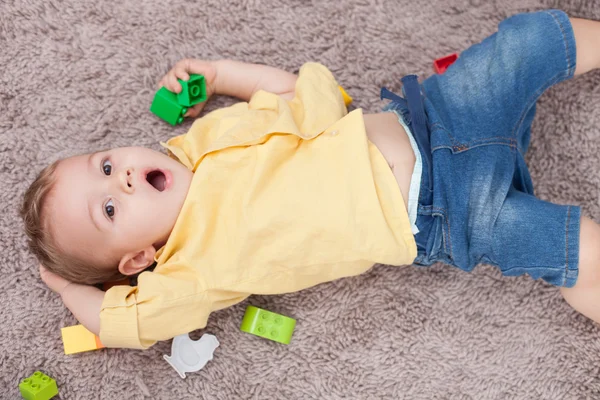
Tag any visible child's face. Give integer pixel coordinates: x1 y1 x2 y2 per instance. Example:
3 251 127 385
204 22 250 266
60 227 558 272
48 146 193 271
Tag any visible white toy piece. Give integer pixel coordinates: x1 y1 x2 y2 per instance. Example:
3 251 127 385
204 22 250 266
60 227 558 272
164 333 220 379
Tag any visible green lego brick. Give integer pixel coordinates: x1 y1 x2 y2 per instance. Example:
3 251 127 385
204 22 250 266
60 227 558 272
240 305 296 344
19 371 58 400
177 74 207 107
150 86 188 125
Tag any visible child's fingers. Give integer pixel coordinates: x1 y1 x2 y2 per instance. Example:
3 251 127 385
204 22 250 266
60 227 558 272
39 264 68 292
157 73 180 92
161 60 192 93
184 59 215 76
184 103 205 118
166 73 182 93
173 62 191 82
158 58 214 94
39 264 56 283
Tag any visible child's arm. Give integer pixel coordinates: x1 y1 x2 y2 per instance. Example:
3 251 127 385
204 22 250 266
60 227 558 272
158 59 298 118
40 265 103 335
212 59 298 100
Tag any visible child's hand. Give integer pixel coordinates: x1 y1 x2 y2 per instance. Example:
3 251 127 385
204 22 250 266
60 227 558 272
39 264 72 295
158 59 218 118
39 264 104 336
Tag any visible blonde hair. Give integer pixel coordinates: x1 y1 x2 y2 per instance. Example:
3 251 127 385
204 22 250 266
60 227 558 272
20 160 125 285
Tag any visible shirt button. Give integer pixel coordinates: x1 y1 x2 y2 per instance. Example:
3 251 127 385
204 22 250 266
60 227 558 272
330 130 339 136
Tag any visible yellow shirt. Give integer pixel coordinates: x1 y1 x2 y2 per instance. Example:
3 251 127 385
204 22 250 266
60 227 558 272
100 63 417 349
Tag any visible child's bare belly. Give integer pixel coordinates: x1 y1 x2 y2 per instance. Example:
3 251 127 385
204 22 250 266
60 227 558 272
363 113 415 211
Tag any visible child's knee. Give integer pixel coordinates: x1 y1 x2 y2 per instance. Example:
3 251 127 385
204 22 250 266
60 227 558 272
572 217 600 289
558 218 600 324
497 10 576 78
570 17 600 75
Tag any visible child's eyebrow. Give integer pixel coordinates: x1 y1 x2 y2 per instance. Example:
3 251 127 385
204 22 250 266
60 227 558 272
86 152 104 234
87 152 96 173
87 197 103 234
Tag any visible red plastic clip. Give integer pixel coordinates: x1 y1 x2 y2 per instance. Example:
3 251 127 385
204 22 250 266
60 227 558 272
433 53 459 74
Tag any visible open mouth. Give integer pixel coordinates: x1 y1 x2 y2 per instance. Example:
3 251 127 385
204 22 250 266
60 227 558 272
146 169 167 192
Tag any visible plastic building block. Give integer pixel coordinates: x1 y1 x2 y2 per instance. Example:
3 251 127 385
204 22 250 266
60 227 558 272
240 305 296 344
150 86 189 125
19 371 58 400
338 86 353 106
177 74 207 107
164 333 219 379
433 53 459 74
61 324 104 355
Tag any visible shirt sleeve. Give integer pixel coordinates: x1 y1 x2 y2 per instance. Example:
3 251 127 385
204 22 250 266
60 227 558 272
99 269 213 349
161 62 349 169
286 62 348 136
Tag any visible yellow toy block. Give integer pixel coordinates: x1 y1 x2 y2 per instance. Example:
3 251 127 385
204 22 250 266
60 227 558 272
338 86 353 106
61 325 104 355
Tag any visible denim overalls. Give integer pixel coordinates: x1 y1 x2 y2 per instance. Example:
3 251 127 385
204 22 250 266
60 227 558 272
381 10 580 287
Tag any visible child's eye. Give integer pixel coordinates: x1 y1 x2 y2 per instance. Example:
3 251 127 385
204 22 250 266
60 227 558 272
102 159 112 175
104 199 115 219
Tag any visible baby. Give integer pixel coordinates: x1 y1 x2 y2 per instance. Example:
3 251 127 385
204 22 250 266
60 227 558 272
21 10 600 349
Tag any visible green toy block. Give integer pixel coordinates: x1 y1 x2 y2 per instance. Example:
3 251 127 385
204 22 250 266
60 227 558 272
19 371 58 400
150 86 188 125
177 74 207 107
240 305 296 345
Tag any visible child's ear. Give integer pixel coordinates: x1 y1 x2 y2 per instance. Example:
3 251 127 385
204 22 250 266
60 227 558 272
118 246 156 276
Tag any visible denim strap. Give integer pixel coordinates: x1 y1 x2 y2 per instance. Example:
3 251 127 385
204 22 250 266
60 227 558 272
380 87 407 107
381 75 433 203
401 75 430 157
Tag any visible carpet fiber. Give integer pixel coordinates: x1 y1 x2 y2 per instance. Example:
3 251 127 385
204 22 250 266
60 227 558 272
2 0 600 398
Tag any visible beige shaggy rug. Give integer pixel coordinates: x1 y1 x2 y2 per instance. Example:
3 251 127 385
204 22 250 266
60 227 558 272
1 0 600 398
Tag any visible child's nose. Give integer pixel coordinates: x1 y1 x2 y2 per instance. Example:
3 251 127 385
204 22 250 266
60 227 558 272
119 168 135 194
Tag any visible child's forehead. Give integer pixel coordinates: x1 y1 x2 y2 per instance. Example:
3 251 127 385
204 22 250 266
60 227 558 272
46 156 95 233
58 153 91 173
99 146 163 158
50 154 95 196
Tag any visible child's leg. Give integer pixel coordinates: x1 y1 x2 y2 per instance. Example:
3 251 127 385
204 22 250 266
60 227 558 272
412 12 600 295
571 18 600 76
556 18 600 322
561 218 600 324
